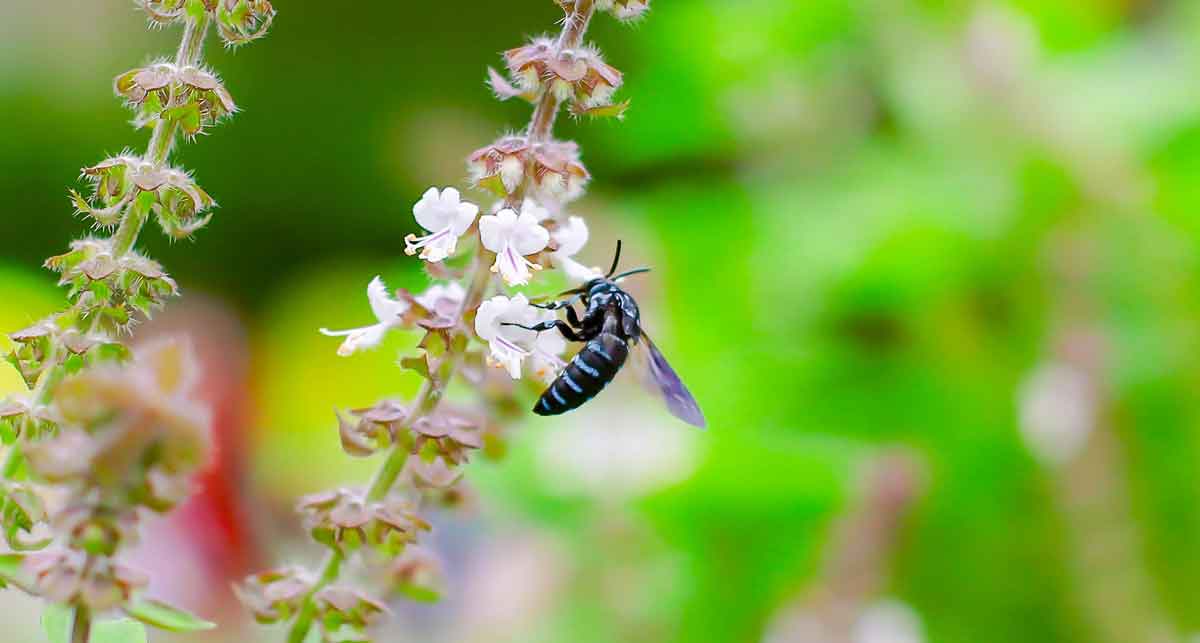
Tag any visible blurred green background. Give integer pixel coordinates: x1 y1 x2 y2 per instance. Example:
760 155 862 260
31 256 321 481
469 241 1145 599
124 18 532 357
4 0 1200 642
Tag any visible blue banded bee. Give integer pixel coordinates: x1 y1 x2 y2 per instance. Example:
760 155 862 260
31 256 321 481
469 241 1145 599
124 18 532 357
503 242 706 428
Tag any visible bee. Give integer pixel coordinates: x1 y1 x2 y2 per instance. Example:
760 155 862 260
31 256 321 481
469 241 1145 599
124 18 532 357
503 241 706 428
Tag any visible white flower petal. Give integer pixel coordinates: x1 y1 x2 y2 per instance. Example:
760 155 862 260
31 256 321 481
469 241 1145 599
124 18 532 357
474 295 508 342
554 255 602 283
479 209 517 252
415 282 466 312
494 246 537 286
511 210 550 256
367 276 408 323
411 187 478 257
521 198 552 223
475 294 540 378
451 200 480 235
412 187 447 232
320 323 388 357
553 216 588 257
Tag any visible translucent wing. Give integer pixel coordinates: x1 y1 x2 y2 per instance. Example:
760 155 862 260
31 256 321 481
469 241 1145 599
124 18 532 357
632 332 706 429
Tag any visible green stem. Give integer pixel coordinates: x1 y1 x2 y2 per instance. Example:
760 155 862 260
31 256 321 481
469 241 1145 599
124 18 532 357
109 198 150 258
285 3 598 641
70 605 91 643
286 250 491 643
1 444 23 480
285 551 344 643
527 0 596 143
115 13 211 257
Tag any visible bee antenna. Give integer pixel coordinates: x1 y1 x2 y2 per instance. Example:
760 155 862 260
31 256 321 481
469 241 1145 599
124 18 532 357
612 267 651 281
606 240 623 279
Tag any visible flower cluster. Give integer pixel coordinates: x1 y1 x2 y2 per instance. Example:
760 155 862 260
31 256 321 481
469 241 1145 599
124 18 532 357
469 136 591 203
115 63 236 134
1 4 272 640
241 1 648 641
141 0 276 47
13 343 214 619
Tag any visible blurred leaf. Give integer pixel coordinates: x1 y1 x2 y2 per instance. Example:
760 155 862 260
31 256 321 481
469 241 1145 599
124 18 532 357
42 604 69 643
125 598 216 632
43 606 150 643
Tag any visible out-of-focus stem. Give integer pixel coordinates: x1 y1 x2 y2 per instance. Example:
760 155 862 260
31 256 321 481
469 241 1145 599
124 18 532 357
70 605 91 643
781 453 921 643
285 551 344 643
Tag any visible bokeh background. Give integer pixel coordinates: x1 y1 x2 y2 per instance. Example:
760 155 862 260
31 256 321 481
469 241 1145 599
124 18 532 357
4 1 1200 642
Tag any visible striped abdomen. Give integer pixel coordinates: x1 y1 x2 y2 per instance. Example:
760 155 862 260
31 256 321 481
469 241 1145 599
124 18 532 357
534 332 629 416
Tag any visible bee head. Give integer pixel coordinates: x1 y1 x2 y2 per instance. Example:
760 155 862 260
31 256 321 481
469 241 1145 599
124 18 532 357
555 241 650 303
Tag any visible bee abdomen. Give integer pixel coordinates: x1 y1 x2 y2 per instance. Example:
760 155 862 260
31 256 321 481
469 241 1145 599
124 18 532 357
534 333 628 416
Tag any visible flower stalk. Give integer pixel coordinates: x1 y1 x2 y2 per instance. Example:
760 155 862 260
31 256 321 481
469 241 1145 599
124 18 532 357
0 1 275 640
247 1 645 641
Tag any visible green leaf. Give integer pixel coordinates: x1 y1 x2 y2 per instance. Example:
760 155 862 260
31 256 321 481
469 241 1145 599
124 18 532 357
93 619 149 643
44 610 153 643
474 172 508 197
0 553 25 588
396 583 440 603
0 418 16 445
163 102 203 136
399 355 431 380
125 598 217 633
577 99 631 120
42 604 70 643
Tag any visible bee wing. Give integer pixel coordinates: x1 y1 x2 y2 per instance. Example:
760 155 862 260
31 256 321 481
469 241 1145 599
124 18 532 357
632 332 707 429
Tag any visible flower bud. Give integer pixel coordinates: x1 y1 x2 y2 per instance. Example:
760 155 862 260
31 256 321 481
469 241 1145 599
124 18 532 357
0 481 50 550
501 39 625 113
30 341 210 511
469 136 530 197
299 488 430 555
27 550 147 611
504 37 557 94
115 64 236 135
595 0 651 21
214 0 276 47
315 585 388 632
45 238 181 333
531 140 591 204
410 408 484 465
139 0 276 47
390 546 445 603
73 155 216 241
338 400 410 457
235 567 314 624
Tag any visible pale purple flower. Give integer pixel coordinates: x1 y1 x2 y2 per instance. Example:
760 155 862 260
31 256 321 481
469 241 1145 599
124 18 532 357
320 276 409 356
474 294 539 379
404 187 479 263
479 206 549 286
551 215 600 283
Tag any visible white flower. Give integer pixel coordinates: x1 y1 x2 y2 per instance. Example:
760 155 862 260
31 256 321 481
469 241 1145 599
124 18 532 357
320 276 409 357
415 282 466 318
853 601 925 643
474 294 539 379
551 215 601 283
404 187 479 263
521 197 552 223
479 206 549 286
1018 361 1095 466
530 312 567 382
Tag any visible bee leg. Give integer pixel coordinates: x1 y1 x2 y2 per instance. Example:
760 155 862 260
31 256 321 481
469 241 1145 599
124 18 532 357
564 305 584 329
533 294 582 311
502 320 589 342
